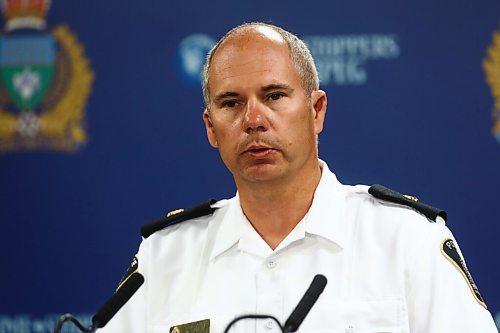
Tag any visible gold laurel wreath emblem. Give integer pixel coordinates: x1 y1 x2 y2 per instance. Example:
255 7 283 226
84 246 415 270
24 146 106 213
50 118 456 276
0 25 94 153
483 30 500 138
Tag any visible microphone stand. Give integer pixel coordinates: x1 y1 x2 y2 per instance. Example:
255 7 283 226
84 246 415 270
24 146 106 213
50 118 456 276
223 315 284 333
53 314 100 333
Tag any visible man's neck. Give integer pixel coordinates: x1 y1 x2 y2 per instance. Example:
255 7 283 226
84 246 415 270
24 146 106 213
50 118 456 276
236 160 322 250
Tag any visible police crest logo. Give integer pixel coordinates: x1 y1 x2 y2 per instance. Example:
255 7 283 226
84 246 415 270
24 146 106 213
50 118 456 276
0 0 94 153
483 28 500 144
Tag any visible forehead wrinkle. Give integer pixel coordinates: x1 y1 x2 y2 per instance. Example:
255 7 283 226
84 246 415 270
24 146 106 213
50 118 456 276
213 52 282 82
216 59 255 73
220 69 272 80
215 48 276 71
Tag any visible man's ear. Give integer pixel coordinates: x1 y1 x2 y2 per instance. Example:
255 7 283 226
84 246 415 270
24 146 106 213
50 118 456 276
203 108 218 148
311 90 327 135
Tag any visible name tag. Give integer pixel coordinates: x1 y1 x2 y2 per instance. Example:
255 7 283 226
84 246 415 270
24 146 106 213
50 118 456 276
170 319 210 333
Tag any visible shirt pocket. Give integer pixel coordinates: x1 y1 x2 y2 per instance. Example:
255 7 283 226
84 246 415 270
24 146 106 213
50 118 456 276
298 298 404 333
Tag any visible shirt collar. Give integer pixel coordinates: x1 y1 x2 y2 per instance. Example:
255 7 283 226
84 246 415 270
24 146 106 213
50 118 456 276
209 195 244 261
304 160 348 249
209 159 348 261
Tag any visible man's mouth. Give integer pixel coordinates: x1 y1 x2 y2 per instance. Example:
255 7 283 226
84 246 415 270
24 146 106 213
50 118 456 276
244 146 275 157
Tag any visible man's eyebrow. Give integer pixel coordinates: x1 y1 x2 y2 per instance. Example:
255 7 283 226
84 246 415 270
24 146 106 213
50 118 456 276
261 84 293 92
214 91 240 103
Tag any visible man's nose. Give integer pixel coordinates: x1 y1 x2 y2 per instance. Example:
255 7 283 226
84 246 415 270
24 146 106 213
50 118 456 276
242 99 269 133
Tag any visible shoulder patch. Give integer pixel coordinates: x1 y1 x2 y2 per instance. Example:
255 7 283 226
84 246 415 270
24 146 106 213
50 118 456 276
117 255 139 291
141 199 217 238
368 184 447 223
441 238 487 309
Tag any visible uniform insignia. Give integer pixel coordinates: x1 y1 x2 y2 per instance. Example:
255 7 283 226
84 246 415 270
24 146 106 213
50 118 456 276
368 184 447 223
167 209 185 217
440 238 487 309
170 319 210 333
141 199 217 238
402 194 418 202
0 0 94 153
116 255 139 291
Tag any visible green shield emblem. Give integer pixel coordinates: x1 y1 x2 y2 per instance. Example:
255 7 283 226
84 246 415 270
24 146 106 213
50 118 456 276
0 35 55 112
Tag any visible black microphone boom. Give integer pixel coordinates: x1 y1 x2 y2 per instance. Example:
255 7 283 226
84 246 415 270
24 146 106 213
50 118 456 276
92 272 145 329
283 274 328 333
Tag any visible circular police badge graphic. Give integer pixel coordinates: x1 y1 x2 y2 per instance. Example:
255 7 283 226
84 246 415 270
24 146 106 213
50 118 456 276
176 34 215 87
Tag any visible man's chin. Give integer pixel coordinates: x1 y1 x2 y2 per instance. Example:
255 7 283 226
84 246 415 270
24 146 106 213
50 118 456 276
238 163 285 183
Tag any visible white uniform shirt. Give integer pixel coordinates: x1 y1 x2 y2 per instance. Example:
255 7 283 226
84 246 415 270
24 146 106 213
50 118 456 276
100 161 498 333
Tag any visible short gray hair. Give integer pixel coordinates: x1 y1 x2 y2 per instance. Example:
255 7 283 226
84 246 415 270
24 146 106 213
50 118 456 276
202 22 319 110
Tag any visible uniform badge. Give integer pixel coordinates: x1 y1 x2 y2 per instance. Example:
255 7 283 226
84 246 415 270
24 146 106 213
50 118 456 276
0 0 94 153
440 238 487 309
170 319 210 333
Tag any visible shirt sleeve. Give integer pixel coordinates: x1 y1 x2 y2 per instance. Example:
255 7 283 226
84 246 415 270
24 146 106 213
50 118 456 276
406 222 498 332
96 239 149 333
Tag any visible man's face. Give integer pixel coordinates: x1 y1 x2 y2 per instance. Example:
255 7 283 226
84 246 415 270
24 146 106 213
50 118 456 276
203 30 326 185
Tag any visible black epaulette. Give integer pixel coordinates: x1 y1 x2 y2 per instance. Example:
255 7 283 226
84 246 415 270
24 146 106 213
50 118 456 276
141 199 217 238
368 184 447 223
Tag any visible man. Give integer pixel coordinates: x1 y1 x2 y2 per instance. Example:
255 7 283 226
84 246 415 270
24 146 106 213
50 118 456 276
100 23 498 332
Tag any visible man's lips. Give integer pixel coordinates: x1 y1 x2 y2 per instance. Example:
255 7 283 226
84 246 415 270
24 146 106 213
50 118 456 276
242 145 276 158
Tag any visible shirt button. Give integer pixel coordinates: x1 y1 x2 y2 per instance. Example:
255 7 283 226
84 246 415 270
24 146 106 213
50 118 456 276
345 325 355 333
265 320 274 330
267 260 277 269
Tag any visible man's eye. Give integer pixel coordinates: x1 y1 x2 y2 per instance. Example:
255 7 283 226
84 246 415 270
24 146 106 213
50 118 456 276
222 100 238 108
268 93 284 101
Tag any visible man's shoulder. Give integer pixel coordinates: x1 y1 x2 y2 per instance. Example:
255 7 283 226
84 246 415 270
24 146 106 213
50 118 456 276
342 183 447 225
320 161 446 224
140 198 232 239
340 183 452 254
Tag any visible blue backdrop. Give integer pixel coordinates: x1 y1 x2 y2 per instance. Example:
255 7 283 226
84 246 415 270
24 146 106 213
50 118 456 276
0 0 499 331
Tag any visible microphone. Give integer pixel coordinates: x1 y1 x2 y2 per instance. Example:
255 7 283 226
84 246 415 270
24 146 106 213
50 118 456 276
92 272 145 328
53 272 145 333
283 274 327 332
